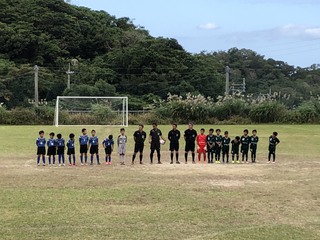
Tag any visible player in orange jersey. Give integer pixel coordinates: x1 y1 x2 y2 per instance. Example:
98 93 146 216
196 128 207 163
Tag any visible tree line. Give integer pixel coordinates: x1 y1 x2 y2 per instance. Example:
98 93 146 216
1 0 320 111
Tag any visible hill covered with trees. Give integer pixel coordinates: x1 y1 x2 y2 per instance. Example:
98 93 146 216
1 0 320 111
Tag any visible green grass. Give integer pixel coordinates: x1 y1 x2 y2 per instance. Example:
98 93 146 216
0 125 319 240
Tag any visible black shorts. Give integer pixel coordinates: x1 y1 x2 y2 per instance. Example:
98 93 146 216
215 146 221 154
207 145 215 153
47 146 56 156
250 145 257 153
105 146 112 155
90 145 99 155
57 146 65 155
241 146 249 154
151 143 160 151
67 148 75 155
37 147 46 155
170 142 179 151
80 145 88 154
222 146 230 154
134 144 144 153
269 146 276 153
232 149 239 155
185 141 195 152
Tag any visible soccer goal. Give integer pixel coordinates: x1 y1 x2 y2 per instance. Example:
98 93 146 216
54 96 128 127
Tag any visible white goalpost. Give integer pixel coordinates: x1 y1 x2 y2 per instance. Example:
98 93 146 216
54 96 128 127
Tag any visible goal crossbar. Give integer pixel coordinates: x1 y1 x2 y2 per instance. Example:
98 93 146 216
54 96 128 127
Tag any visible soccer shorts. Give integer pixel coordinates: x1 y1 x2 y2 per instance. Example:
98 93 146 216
80 145 88 154
90 145 99 155
47 146 56 156
67 148 75 155
197 145 206 154
241 146 249 154
222 146 230 154
207 145 215 153
150 142 160 151
118 144 126 155
250 145 257 153
170 142 179 151
37 147 46 155
268 146 276 154
105 146 112 155
57 146 65 155
185 141 195 152
134 143 144 153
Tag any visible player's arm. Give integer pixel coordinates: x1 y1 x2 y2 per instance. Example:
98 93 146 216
117 136 120 147
149 132 152 144
168 131 171 141
160 130 166 142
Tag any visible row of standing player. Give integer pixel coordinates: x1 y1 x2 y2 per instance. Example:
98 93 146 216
35 124 280 166
136 123 280 165
35 128 127 166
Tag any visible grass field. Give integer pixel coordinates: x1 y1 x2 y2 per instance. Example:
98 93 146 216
0 124 319 240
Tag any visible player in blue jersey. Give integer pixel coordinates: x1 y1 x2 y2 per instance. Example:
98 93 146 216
79 128 89 166
36 130 46 166
103 135 114 164
56 134 65 166
47 132 57 166
67 133 76 166
89 129 100 165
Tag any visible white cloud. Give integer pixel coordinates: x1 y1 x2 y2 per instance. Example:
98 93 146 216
279 25 320 38
198 22 219 30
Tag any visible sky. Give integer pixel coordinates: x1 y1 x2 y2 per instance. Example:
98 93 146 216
71 0 320 67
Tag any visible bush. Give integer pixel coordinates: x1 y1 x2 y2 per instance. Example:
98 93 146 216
296 101 319 123
214 99 250 121
249 102 287 123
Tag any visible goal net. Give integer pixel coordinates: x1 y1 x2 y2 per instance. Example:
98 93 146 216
54 96 128 127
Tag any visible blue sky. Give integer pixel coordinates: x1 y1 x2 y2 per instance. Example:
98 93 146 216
72 0 320 67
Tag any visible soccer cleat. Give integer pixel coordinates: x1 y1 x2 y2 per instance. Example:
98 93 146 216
81 163 84 166
69 164 72 166
192 161 196 164
170 161 173 164
58 164 61 167
267 161 271 164
176 161 180 164
37 164 40 166
272 161 276 164
90 163 93 165
236 161 240 164
158 161 162 164
185 161 188 164
232 161 235 164
105 162 108 165
63 164 65 166
217 161 221 164
42 164 46 166
140 161 143 165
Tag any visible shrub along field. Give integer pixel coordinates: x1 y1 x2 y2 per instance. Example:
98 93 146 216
0 125 319 240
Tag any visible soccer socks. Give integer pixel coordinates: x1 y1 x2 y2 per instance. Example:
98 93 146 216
48 156 51 165
85 155 88 164
185 152 188 162
73 155 76 165
37 156 40 165
171 153 174 162
132 154 136 163
96 155 100 164
52 156 55 165
176 153 179 162
90 155 94 164
69 156 72 165
80 155 83 164
139 154 143 163
42 156 45 164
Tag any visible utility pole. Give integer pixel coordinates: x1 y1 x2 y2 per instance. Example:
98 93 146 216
242 78 246 93
34 65 39 107
225 66 230 96
66 63 74 89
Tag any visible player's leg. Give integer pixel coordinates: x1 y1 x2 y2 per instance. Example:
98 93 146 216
37 154 40 166
72 154 76 165
156 147 161 164
150 145 155 164
272 150 276 162
84 152 88 165
139 145 144 164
